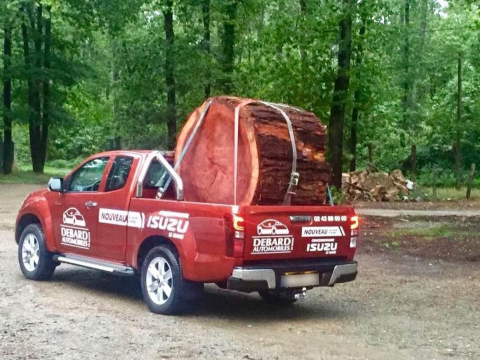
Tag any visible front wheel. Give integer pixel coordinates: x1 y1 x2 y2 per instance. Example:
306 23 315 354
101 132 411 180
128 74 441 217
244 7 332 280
141 245 198 315
18 223 56 281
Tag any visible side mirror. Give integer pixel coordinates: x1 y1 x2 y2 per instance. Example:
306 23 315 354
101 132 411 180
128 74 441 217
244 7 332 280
48 177 63 192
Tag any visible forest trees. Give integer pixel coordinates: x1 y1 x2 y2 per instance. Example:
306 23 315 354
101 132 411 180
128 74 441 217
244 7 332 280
0 0 478 185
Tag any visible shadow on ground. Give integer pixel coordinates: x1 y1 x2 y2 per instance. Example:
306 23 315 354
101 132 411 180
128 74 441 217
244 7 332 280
48 266 357 322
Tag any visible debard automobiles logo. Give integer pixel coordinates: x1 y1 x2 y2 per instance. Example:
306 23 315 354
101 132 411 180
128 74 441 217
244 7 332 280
252 219 294 254
61 207 91 249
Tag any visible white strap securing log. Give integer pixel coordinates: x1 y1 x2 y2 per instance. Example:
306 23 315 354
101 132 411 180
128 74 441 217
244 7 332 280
233 100 299 205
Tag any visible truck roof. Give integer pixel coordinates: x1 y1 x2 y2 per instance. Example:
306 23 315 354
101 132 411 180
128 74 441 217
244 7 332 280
94 150 174 159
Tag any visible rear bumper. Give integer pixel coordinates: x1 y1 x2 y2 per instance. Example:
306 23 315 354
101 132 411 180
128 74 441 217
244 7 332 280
227 260 358 292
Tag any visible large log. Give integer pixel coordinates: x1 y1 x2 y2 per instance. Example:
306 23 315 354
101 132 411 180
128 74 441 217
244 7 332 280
174 96 331 205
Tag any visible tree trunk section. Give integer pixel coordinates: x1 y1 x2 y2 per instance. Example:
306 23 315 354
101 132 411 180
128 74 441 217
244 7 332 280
174 97 331 205
329 0 352 189
163 0 176 149
3 23 13 174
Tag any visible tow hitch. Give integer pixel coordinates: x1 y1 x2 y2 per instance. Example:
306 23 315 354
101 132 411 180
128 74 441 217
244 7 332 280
294 287 307 300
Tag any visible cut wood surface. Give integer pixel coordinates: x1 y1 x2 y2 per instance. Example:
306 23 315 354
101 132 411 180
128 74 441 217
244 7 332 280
174 96 331 205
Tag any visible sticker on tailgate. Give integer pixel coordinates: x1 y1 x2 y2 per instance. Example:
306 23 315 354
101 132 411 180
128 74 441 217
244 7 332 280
301 226 345 237
252 219 294 254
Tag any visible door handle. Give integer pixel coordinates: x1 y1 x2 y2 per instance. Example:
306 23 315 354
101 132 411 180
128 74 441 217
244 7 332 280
85 201 98 208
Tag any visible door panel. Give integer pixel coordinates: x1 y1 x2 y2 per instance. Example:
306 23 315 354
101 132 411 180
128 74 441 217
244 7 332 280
51 157 109 257
96 156 138 261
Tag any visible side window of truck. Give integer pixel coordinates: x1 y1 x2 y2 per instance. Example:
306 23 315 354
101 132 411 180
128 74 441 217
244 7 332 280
142 159 175 199
105 156 134 192
66 157 109 192
144 160 168 189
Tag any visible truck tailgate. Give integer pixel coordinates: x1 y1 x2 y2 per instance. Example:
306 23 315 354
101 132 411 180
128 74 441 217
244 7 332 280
242 205 357 261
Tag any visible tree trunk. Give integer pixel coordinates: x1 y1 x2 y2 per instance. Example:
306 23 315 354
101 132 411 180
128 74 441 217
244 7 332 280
220 0 238 94
349 14 366 172
401 0 410 147
41 6 52 166
202 0 211 98
22 3 45 173
174 97 331 205
367 143 373 163
299 0 307 80
21 4 40 173
3 23 13 174
349 107 358 172
163 0 177 149
410 144 416 181
455 52 462 190
329 0 353 189
31 3 44 173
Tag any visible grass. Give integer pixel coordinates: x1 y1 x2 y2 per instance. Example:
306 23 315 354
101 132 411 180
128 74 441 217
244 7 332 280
0 165 70 184
385 225 454 241
414 186 479 201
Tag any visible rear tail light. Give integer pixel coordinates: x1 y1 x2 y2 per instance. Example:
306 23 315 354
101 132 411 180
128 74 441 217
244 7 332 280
350 215 359 230
350 215 359 248
224 214 245 258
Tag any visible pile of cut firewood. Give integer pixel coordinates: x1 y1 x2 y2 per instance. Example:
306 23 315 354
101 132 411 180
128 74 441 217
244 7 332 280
342 169 410 202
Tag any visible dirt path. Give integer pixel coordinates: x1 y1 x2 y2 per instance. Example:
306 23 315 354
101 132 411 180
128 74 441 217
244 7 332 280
357 208 480 217
1 184 480 359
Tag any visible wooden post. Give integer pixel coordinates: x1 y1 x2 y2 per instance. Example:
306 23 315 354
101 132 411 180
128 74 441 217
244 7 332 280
466 163 475 200
432 168 438 200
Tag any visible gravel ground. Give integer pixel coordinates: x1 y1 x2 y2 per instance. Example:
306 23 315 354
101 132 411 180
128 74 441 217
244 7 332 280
1 184 479 360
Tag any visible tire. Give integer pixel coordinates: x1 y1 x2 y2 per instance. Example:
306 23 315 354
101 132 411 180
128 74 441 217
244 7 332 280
141 245 199 315
18 223 56 281
258 290 297 305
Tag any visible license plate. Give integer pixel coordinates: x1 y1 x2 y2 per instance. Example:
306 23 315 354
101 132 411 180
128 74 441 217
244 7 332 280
281 273 319 288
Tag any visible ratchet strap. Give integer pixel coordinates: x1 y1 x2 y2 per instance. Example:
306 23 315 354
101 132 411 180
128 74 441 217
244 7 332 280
233 100 299 205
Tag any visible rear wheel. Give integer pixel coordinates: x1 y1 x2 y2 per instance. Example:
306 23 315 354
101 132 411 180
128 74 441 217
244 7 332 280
141 245 202 315
258 290 297 305
18 224 56 281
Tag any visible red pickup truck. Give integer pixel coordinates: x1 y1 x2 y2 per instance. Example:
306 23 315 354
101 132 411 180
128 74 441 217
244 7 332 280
16 150 358 314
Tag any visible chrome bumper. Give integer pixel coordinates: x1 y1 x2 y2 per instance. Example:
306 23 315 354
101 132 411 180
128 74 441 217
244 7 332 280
228 262 358 291
231 268 276 289
327 263 358 286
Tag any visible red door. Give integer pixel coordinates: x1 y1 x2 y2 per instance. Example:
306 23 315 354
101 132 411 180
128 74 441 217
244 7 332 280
95 155 139 261
51 156 110 258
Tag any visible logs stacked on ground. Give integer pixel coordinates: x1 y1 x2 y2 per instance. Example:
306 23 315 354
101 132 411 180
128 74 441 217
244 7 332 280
174 96 331 205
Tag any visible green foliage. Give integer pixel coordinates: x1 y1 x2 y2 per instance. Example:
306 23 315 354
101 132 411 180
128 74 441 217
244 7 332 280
0 0 479 186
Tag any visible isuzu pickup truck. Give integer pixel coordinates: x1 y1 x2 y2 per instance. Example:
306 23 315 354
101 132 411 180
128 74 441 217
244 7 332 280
16 150 359 314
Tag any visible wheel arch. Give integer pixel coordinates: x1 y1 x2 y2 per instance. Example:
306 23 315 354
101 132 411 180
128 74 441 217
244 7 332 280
16 213 42 244
136 235 181 271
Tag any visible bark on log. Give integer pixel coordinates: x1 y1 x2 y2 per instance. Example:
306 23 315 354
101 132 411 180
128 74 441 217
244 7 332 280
174 96 331 205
